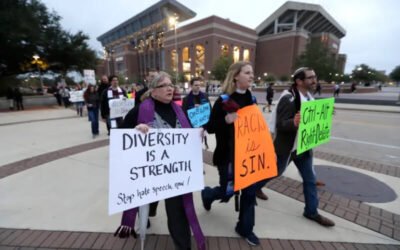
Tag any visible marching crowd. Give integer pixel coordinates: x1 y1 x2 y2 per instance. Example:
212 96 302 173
54 62 335 249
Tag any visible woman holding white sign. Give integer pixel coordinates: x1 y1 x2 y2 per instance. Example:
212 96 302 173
202 61 267 246
116 72 205 250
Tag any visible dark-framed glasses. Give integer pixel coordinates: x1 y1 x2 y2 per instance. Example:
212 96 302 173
155 83 174 89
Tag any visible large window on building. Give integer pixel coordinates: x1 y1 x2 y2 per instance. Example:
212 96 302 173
221 44 229 56
182 47 192 81
233 46 240 62
157 32 164 48
182 47 191 73
243 49 250 62
138 39 145 53
171 50 177 72
195 45 205 77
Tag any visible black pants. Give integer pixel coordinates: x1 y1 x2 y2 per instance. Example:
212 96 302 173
202 164 266 237
15 100 24 110
149 201 158 217
165 195 191 250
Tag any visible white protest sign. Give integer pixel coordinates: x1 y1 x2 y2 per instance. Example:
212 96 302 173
83 69 96 85
109 128 204 215
187 103 211 127
69 90 84 103
109 99 135 119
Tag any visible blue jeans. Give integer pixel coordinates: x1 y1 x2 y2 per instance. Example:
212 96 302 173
75 102 83 116
88 108 99 135
277 150 318 217
237 179 267 236
202 163 267 236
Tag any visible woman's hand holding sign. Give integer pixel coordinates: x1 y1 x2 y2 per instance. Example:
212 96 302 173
135 123 150 133
225 113 238 124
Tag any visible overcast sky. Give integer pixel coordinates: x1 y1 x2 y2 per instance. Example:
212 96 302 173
41 0 399 74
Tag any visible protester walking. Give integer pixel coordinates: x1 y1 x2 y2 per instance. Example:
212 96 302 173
100 75 127 135
182 77 211 149
59 86 70 108
202 61 267 246
267 67 335 227
52 84 62 106
14 87 24 110
262 82 274 113
6 87 14 110
116 72 205 250
74 84 84 117
333 83 340 97
84 85 99 138
97 75 110 100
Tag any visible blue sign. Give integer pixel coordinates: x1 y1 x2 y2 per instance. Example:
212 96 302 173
187 103 211 127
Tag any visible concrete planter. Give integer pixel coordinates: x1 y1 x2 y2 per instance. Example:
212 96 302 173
0 95 57 110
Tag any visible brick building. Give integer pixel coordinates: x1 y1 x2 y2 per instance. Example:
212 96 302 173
255 1 346 78
97 0 346 82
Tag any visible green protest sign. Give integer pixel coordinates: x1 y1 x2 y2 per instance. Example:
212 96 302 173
297 98 335 155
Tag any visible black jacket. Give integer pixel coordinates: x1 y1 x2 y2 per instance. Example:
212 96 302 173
266 86 274 99
97 82 110 100
207 90 254 166
134 86 148 107
207 90 255 194
182 91 210 128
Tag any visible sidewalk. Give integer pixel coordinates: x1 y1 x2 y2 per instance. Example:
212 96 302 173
0 107 399 249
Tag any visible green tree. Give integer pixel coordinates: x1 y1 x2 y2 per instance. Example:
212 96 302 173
351 64 384 84
167 70 185 84
374 71 389 83
211 56 233 82
279 75 289 82
0 0 97 77
295 39 338 81
264 74 276 82
389 65 400 83
340 74 352 83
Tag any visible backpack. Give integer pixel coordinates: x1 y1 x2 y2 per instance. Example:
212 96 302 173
268 90 294 138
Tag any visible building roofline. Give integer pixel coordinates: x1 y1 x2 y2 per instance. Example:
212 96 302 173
255 1 346 37
97 0 196 44
178 15 256 35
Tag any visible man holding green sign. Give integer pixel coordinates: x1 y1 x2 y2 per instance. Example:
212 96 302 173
270 67 335 227
297 98 335 154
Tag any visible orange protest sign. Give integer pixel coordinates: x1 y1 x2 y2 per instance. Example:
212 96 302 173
234 105 277 191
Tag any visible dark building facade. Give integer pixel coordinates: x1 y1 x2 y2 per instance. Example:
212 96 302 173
97 0 346 82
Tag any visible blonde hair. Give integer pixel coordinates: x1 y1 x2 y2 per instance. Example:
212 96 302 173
222 61 252 94
140 71 171 102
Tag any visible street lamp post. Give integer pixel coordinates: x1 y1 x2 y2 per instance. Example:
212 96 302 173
32 54 44 93
169 15 179 85
110 49 115 75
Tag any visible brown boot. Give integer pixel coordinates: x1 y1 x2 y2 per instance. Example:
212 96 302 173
255 189 268 200
304 213 335 227
316 180 326 186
